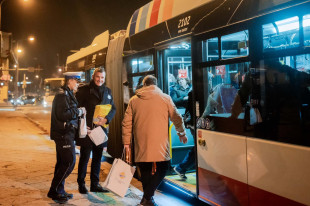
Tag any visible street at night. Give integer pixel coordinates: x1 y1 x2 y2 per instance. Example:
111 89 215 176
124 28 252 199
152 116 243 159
0 104 194 205
1 0 310 206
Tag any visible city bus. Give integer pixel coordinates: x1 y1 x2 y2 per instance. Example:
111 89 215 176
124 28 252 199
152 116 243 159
66 0 310 205
43 78 64 107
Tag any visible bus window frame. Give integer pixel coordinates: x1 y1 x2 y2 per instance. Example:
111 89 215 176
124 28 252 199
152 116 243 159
192 6 310 142
124 49 157 97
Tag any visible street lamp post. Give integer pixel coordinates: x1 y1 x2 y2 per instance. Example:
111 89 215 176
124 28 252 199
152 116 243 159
14 36 35 98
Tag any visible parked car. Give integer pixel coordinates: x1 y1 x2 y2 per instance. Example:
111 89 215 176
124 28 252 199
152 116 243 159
12 95 36 105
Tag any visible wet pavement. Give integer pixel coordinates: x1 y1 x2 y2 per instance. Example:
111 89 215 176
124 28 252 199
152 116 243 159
0 105 195 206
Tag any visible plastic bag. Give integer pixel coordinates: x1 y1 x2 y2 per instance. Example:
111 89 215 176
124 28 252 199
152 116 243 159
79 114 87 138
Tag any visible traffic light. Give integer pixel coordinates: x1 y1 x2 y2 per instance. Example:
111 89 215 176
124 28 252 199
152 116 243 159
0 69 3 78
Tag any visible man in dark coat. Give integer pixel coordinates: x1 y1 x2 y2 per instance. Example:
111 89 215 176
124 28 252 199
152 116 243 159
75 68 116 194
48 72 85 204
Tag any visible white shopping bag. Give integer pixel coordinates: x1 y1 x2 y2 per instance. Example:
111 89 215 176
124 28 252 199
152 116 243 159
88 126 108 146
79 115 87 138
102 158 135 197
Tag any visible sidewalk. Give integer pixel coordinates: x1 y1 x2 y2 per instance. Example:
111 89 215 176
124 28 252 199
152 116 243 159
0 110 143 206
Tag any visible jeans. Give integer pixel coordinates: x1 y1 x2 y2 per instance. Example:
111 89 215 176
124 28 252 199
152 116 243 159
77 146 103 186
175 147 195 174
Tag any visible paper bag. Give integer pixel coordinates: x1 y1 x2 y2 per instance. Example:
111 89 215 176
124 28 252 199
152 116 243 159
102 158 135 197
79 115 87 138
88 126 108 146
93 104 112 128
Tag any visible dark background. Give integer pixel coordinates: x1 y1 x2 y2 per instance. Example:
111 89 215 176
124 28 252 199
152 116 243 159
2 0 151 78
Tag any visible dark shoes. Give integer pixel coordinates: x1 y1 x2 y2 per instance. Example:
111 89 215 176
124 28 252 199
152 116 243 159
174 166 187 181
47 192 68 204
139 197 158 206
90 183 109 192
64 191 73 199
78 184 88 194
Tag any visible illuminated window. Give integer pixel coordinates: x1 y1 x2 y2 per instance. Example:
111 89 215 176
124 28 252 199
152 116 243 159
201 37 219 62
130 55 154 73
263 16 299 51
221 30 249 59
303 14 310 46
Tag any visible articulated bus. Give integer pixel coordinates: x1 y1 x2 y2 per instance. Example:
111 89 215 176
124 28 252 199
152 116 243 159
66 0 310 205
43 78 64 107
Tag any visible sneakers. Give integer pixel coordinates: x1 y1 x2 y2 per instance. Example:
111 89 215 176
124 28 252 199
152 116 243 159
173 166 187 180
64 191 73 199
90 183 109 193
78 184 88 194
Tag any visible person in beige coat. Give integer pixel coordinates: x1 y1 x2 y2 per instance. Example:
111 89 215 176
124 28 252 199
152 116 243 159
122 75 187 206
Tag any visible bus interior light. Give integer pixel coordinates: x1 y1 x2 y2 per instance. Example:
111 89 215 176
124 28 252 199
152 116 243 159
275 16 299 32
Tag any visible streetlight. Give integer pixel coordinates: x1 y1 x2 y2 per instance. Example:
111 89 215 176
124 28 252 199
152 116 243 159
14 36 35 98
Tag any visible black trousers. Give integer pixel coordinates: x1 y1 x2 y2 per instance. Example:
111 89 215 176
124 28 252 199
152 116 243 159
136 161 170 200
49 134 76 195
77 145 103 186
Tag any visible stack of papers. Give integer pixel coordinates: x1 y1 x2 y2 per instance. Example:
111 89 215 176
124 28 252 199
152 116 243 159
88 126 108 146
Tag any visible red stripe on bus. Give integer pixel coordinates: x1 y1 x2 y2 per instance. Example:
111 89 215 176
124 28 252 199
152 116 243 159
149 0 161 27
198 167 306 206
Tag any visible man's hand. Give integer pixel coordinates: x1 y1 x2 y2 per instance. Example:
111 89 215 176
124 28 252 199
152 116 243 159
177 132 188 144
179 135 188 144
96 116 107 126
87 126 91 135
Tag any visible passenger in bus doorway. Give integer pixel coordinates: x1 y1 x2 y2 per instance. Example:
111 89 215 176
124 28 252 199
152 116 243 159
75 68 116 194
48 72 85 204
170 77 191 108
122 75 188 206
174 90 196 180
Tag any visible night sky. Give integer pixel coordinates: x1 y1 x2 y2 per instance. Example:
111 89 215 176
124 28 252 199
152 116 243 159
2 0 151 78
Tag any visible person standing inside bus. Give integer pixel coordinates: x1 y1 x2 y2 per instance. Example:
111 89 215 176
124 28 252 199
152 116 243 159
48 72 85 204
122 75 187 206
75 68 116 194
170 77 191 108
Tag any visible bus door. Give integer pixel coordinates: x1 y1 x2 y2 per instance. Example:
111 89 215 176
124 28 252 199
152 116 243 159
157 40 196 194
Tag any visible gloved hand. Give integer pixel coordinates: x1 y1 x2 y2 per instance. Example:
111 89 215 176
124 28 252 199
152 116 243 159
78 107 86 117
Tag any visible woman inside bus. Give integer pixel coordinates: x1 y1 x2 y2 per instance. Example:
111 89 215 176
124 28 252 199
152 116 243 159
170 77 191 108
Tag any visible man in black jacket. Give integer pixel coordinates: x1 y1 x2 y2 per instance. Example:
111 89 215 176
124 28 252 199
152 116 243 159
76 68 116 194
48 72 85 204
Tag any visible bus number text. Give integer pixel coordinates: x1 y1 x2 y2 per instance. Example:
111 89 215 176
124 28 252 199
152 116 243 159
178 16 191 29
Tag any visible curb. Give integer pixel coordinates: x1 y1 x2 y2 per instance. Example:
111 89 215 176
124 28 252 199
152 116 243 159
24 114 49 135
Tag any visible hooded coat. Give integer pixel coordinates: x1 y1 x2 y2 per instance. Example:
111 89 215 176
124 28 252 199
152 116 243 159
75 80 116 148
122 85 185 162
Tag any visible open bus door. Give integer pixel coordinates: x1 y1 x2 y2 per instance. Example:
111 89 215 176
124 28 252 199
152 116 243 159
156 40 197 195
